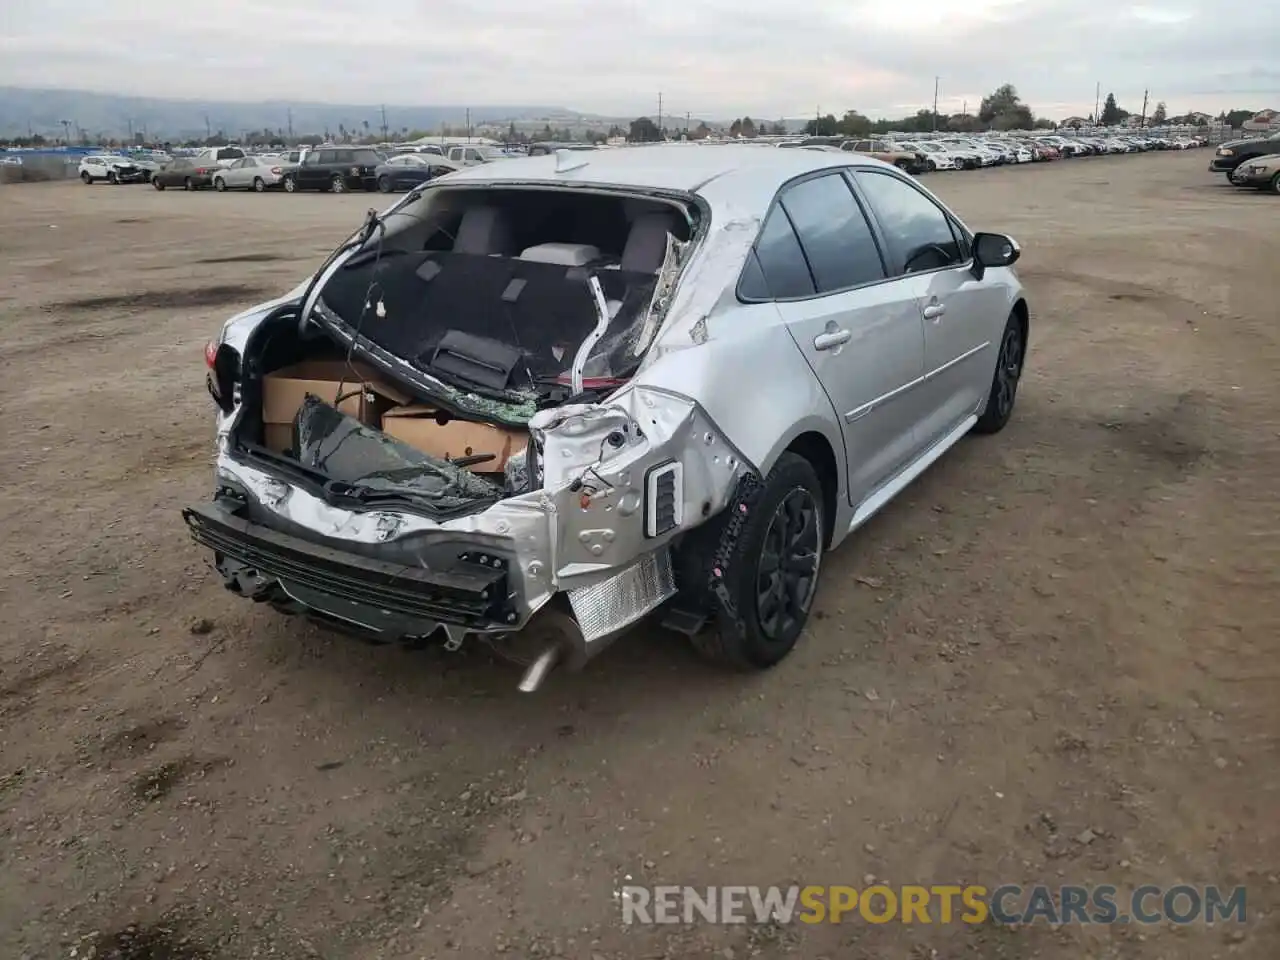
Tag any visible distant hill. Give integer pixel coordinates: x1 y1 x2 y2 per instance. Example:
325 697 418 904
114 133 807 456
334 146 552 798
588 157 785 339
0 86 585 141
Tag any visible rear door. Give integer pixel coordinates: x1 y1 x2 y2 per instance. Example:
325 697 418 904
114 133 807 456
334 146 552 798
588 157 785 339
222 158 245 187
853 169 1009 446
745 171 927 506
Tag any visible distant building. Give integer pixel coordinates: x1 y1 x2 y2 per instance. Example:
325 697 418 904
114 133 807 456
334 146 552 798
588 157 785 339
1242 108 1278 131
1061 116 1090 128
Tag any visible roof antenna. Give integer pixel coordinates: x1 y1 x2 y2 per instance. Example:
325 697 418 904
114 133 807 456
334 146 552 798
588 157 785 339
554 148 590 173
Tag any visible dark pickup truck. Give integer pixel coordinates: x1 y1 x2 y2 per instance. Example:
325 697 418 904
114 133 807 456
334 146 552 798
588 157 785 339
1209 134 1280 174
283 147 382 193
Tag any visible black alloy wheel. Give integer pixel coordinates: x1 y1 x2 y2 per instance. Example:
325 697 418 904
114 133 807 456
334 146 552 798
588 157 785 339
755 488 822 643
689 452 826 669
975 314 1025 434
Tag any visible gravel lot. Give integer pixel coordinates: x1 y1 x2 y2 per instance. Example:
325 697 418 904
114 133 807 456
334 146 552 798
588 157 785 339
1 152 1277 960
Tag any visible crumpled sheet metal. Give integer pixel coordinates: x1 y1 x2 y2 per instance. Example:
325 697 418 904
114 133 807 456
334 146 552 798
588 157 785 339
294 395 498 508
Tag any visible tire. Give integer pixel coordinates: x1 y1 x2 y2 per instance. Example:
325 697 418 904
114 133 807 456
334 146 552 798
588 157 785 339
107 171 117 184
894 159 912 171
973 312 1026 435
377 175 391 193
330 175 347 193
689 452 825 669
1271 173 1280 196
283 175 296 193
213 177 226 192
184 177 194 191
252 177 266 192
81 171 92 184
152 177 165 191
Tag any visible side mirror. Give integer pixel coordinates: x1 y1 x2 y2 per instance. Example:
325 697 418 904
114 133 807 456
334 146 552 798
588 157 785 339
971 232 1020 279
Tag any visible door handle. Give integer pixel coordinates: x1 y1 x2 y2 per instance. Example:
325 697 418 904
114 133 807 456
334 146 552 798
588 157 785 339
922 302 946 320
813 329 852 351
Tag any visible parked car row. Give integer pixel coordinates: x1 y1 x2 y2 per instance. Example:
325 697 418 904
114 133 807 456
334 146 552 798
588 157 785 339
82 145 465 195
781 132 1203 172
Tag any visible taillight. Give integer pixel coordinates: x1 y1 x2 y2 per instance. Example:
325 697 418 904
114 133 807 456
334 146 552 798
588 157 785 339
206 343 240 413
270 166 282 175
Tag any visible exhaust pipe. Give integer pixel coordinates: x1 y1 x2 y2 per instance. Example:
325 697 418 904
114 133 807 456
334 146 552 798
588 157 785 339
511 607 583 693
518 645 560 693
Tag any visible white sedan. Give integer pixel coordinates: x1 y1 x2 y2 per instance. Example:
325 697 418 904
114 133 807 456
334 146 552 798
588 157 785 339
212 156 289 192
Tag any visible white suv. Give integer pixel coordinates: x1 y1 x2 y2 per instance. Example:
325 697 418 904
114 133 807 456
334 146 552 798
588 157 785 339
78 155 147 184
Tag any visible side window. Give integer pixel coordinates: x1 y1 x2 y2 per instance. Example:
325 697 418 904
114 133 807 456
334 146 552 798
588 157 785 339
739 206 814 300
854 172 963 274
241 157 256 168
779 174 885 292
317 150 336 164
852 140 871 152
871 141 888 151
466 149 481 161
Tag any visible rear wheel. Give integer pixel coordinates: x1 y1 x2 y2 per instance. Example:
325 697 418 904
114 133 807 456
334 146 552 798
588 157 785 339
894 159 912 171
974 312 1025 435
283 175 296 193
1270 172 1280 196
81 171 92 184
377 175 391 193
330 174 347 193
690 453 824 669
213 177 226 192
106 171 117 184
152 177 165 191
252 177 266 192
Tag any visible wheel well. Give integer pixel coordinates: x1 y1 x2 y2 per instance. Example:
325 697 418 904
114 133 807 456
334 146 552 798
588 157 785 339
784 432 839 547
1012 297 1029 348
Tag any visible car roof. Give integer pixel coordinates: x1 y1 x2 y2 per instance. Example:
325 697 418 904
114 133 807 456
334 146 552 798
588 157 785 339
432 143 892 218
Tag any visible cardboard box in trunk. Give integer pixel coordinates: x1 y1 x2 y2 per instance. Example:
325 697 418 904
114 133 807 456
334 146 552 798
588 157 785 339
262 359 411 453
381 405 526 473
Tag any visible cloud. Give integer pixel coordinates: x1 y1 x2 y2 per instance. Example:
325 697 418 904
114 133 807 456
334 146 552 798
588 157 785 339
0 0 1274 118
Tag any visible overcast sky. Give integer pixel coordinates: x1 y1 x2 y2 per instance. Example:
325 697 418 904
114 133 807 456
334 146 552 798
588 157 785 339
1 0 1274 119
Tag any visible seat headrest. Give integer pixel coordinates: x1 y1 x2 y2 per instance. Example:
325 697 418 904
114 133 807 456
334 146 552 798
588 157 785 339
621 211 679 273
454 206 516 256
518 242 602 266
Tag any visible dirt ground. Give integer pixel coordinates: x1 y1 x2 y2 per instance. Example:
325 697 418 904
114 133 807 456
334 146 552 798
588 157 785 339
1 153 1277 960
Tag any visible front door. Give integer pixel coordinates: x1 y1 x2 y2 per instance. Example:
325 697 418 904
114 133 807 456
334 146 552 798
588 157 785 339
743 171 927 506
853 169 1008 446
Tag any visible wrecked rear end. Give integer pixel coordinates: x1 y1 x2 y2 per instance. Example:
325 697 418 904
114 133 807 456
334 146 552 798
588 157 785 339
184 175 747 689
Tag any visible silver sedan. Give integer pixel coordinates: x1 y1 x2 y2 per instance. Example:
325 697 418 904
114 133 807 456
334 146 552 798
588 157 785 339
211 156 288 192
185 146 1028 690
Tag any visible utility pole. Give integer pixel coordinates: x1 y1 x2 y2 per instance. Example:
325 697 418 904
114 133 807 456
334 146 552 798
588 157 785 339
657 92 663 139
962 100 968 116
204 113 212 141
380 104 388 142
1140 89 1149 129
60 119 71 144
685 111 690 137
933 76 940 130
127 117 134 142
287 107 293 142
1094 82 1101 127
